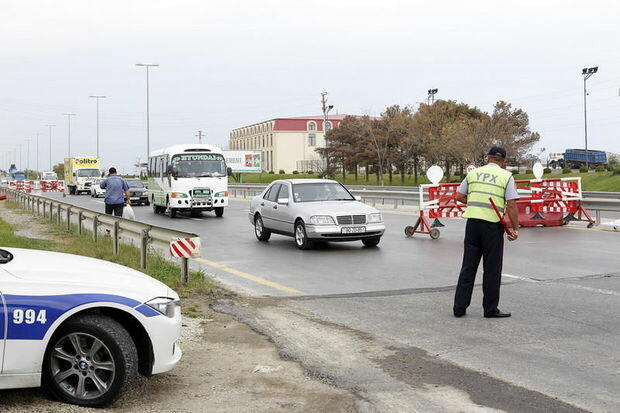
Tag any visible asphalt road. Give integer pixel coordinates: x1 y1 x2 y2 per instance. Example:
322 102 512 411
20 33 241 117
43 193 620 411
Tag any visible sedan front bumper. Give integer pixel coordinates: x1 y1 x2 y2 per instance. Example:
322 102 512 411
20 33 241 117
305 223 385 241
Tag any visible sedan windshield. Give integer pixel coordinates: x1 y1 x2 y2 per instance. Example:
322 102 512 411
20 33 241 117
292 183 355 202
127 180 144 188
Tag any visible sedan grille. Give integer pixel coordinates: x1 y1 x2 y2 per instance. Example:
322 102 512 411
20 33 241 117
337 215 366 225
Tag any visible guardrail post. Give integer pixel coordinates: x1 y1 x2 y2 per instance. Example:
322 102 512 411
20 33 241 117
112 221 119 255
92 216 98 242
49 202 54 222
57 204 62 225
66 207 72 231
595 210 601 226
394 199 398 209
140 229 149 269
181 257 189 283
77 211 83 234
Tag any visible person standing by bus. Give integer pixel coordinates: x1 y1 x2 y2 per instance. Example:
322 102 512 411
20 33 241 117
100 167 130 217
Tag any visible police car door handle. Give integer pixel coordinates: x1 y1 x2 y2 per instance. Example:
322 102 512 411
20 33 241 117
260 202 265 206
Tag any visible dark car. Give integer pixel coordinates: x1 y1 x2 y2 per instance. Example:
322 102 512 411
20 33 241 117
125 179 150 206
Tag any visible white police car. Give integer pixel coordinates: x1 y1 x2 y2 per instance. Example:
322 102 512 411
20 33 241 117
0 247 182 407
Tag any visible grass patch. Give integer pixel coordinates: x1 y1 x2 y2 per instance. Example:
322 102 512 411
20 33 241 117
235 170 620 191
1 204 217 299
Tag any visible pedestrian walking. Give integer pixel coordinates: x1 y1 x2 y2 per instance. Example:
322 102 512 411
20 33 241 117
100 167 130 217
453 146 520 318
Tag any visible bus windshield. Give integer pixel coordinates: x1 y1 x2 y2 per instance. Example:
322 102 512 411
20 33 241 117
171 153 226 178
76 169 100 178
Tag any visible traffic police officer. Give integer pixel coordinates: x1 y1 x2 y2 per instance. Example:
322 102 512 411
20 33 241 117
453 146 520 318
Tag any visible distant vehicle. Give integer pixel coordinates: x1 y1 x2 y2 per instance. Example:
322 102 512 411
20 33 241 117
64 157 101 195
125 179 149 206
0 247 182 407
41 171 58 181
90 178 106 198
1 178 9 186
11 170 26 181
548 149 607 169
249 179 385 249
148 144 232 218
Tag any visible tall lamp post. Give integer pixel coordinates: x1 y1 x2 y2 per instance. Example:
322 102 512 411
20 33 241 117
25 138 31 174
321 92 333 174
427 88 438 105
135 63 159 163
45 124 56 170
89 95 107 159
582 66 598 169
62 113 76 158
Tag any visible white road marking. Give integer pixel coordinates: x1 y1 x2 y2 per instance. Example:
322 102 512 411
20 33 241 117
503 273 620 297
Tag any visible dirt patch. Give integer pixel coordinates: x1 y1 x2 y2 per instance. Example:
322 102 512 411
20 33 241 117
0 202 56 240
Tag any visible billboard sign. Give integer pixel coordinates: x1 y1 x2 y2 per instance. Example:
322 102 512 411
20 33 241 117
224 151 262 173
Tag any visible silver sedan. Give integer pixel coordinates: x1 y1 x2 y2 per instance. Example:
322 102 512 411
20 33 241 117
249 179 386 249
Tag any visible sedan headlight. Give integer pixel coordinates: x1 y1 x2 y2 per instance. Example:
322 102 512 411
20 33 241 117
310 215 335 225
146 297 180 318
367 212 383 223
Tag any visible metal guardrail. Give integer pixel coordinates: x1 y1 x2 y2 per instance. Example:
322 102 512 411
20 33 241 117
228 184 620 222
0 188 200 281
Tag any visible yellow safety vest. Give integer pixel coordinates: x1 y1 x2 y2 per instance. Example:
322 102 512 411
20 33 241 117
462 164 512 223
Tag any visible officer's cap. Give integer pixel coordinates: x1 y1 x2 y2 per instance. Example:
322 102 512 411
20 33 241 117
488 146 507 159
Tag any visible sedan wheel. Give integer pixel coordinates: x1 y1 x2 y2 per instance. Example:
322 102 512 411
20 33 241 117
43 315 137 407
294 221 313 250
254 215 271 241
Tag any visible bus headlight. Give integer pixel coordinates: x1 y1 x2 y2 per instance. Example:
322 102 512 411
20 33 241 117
170 192 188 198
214 191 228 197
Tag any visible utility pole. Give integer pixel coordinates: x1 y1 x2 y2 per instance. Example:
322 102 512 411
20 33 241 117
89 95 107 158
34 132 40 173
136 63 159 163
321 92 334 175
25 138 31 172
427 88 438 105
45 124 56 170
196 130 205 144
62 113 76 158
581 66 598 169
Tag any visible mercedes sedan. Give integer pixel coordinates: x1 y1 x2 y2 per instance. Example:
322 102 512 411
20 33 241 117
249 179 385 249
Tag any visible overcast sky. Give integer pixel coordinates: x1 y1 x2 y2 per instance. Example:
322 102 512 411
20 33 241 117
1 0 619 173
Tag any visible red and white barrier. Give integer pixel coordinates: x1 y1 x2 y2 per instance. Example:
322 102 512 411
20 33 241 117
169 237 201 258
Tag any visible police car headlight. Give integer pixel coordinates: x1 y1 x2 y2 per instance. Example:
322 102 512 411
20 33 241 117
310 215 335 225
146 297 180 318
367 213 382 223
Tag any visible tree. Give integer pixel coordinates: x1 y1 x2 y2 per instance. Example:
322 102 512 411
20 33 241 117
486 101 540 165
53 163 65 180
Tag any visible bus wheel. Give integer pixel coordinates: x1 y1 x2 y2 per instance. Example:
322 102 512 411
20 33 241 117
169 208 177 218
215 207 224 217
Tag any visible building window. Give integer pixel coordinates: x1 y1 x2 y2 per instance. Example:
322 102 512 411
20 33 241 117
324 121 332 131
308 121 316 131
308 133 316 146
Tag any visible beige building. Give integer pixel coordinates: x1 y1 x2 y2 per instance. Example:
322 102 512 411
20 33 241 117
229 115 349 173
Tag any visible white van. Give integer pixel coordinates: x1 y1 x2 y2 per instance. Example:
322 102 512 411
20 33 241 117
148 144 232 218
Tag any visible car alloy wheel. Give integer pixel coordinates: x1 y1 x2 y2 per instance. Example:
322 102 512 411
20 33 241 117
50 332 115 400
254 215 271 241
294 221 312 250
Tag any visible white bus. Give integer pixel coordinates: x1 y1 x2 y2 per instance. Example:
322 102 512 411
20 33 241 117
148 144 232 218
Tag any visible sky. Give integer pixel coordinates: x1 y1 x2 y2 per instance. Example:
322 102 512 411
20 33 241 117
1 0 619 173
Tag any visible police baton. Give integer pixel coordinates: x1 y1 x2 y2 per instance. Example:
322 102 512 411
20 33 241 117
489 197 515 238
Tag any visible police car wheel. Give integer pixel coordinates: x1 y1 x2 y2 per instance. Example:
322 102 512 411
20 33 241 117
42 314 138 408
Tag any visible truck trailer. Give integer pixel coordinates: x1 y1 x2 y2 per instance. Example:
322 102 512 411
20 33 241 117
64 157 101 194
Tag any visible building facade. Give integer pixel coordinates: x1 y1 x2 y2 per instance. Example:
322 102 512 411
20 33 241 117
228 115 348 173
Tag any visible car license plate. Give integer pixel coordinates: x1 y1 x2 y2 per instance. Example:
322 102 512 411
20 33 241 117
342 226 366 234
130 197 139 200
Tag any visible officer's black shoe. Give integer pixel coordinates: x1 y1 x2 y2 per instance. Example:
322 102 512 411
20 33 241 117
484 310 511 318
453 308 466 318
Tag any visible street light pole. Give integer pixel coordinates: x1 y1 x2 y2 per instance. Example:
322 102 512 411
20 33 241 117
45 124 56 170
581 66 598 169
427 88 438 105
321 92 334 175
136 63 159 163
34 133 40 173
25 138 31 173
89 96 107 159
62 113 76 158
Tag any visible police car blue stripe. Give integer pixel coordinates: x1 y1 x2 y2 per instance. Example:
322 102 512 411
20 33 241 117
2 293 159 340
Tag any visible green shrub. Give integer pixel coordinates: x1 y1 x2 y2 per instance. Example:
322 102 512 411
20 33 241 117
511 170 518 175
579 166 588 173
292 170 299 174
613 168 620 176
268 171 275 174
595 166 605 172
543 168 551 174
306 170 314 174
525 169 533 174
278 169 285 174
562 167 571 174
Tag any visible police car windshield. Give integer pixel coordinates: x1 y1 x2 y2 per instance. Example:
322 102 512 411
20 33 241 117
77 169 100 178
127 180 144 188
171 154 226 178
292 183 355 202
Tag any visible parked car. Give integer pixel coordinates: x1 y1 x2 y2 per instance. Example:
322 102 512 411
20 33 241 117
90 178 106 198
249 179 385 249
0 247 182 407
125 179 149 206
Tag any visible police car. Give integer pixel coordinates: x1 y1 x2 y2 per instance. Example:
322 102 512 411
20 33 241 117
0 247 182 407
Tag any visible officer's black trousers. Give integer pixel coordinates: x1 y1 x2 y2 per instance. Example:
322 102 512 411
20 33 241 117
454 218 504 313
